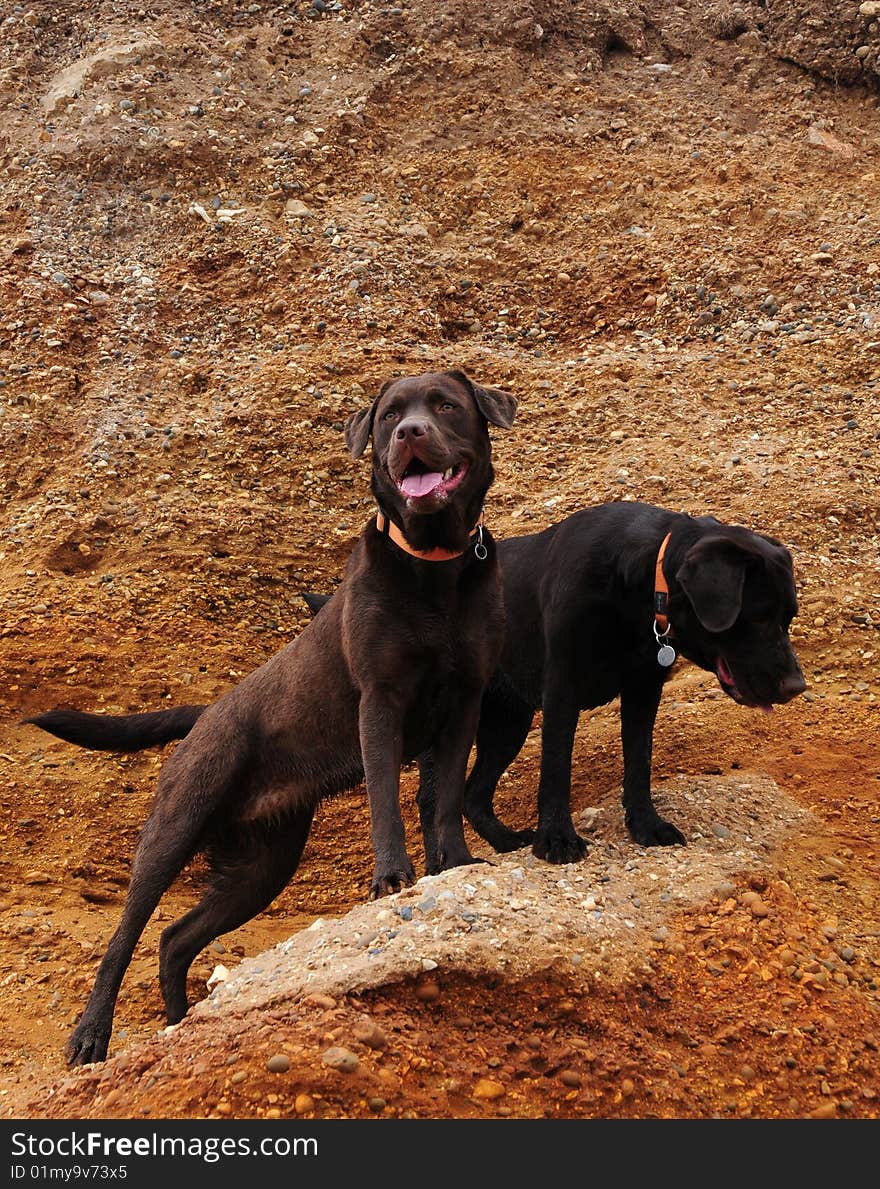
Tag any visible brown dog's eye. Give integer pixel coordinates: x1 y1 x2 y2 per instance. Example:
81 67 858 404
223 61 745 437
383 409 398 421
439 401 456 412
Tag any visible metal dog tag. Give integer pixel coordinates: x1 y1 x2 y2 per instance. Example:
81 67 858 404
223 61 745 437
657 643 676 667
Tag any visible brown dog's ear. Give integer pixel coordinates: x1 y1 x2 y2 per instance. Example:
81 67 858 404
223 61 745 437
344 404 376 459
344 379 396 458
444 370 517 429
676 537 748 633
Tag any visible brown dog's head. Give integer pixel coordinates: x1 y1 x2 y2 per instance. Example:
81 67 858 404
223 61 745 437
669 523 806 712
345 370 516 553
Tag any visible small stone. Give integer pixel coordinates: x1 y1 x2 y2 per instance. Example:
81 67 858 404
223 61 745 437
321 1046 359 1074
415 980 440 1002
303 993 336 1009
294 1093 315 1114
285 199 314 218
473 1078 505 1101
749 898 770 918
267 1054 290 1074
621 1078 635 1097
352 1018 387 1050
560 1070 582 1088
230 1070 247 1085
265 1108 281 1120
368 1097 386 1113
809 1101 837 1119
711 823 731 839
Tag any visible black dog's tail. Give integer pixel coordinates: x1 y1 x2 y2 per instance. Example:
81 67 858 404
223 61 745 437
301 591 331 616
24 705 207 752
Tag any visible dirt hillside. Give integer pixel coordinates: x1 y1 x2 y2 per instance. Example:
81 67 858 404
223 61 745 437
0 1 878 1119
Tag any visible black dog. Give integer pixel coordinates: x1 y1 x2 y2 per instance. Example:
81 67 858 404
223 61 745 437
462 501 806 862
27 370 516 1064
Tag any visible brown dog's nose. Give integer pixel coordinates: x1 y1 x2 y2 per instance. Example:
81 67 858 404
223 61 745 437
395 418 429 443
779 671 806 701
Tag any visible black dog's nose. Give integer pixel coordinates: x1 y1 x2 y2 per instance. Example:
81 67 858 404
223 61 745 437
779 671 806 701
395 418 429 442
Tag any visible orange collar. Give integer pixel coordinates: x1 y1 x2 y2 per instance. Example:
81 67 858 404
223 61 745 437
654 531 672 634
376 509 485 562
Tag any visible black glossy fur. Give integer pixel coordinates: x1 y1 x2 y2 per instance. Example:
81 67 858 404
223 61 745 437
463 502 805 862
26 369 516 1065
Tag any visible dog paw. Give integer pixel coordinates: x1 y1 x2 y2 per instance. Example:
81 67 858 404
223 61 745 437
468 815 535 853
369 865 415 900
66 1022 110 1066
532 828 588 864
627 815 686 847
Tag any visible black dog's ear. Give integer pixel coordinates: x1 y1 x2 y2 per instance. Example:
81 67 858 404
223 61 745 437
344 379 396 458
676 537 749 633
444 370 517 428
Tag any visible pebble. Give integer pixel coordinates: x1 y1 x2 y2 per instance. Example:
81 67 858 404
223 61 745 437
415 979 440 1002
321 1046 359 1074
808 1101 837 1119
560 1070 582 1088
266 1054 290 1074
368 1097 386 1113
304 993 336 1009
230 1070 247 1085
621 1078 635 1097
294 1093 315 1114
710 823 731 840
473 1078 505 1100
352 1018 387 1050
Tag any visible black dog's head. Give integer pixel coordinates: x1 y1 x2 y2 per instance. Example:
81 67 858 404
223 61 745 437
345 370 516 553
668 524 806 712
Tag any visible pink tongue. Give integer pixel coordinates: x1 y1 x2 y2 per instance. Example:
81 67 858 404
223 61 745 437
400 471 443 498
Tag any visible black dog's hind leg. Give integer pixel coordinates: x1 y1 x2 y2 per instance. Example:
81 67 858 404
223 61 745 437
159 807 315 1023
533 670 588 864
620 682 685 846
464 687 536 852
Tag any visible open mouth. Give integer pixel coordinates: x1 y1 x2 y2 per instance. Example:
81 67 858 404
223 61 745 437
397 458 467 502
716 656 773 715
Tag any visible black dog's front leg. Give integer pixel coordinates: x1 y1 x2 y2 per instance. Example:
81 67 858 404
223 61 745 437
534 678 588 863
359 691 416 899
620 682 685 846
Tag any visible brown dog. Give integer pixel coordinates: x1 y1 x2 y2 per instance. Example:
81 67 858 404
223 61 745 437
29 370 516 1064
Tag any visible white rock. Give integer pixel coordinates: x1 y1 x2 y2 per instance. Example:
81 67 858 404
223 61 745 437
207 964 229 989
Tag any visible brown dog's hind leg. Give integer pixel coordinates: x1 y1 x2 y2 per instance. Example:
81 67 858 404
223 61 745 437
65 805 207 1066
159 806 315 1023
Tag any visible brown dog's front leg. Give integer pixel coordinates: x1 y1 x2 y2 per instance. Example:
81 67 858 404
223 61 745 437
359 692 416 899
427 696 483 875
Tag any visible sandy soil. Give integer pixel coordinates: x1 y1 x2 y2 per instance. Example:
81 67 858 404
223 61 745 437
0 1 878 1119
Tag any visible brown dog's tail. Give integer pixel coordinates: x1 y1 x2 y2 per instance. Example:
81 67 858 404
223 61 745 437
24 705 206 752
